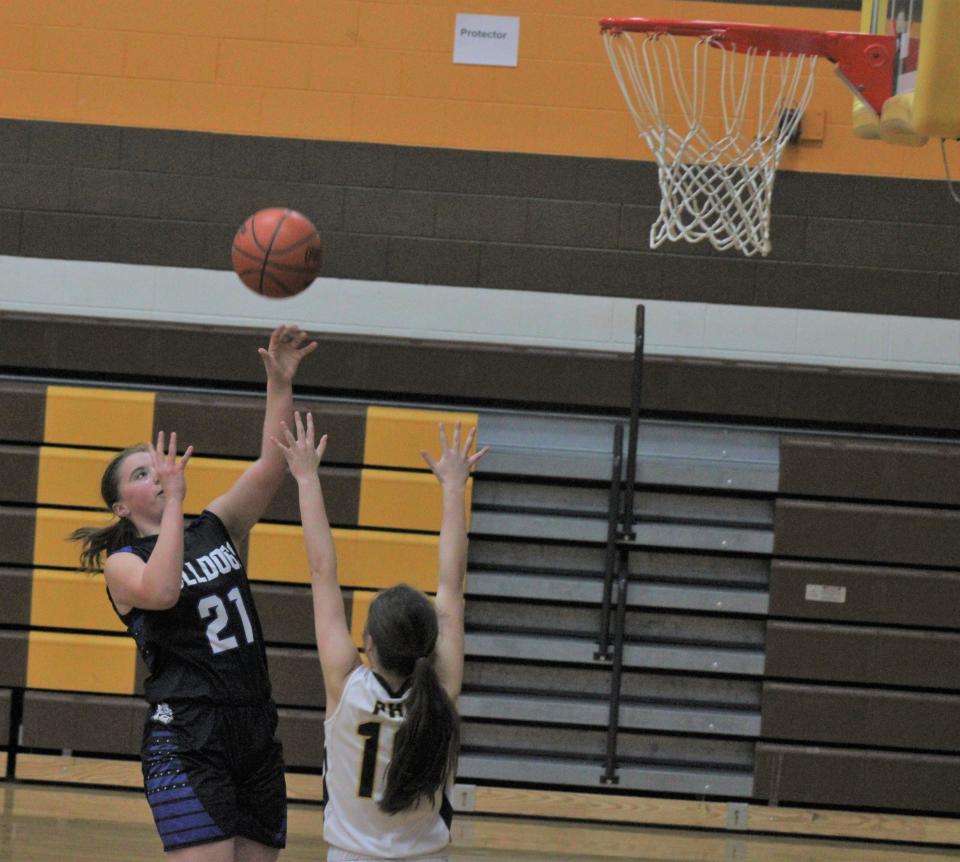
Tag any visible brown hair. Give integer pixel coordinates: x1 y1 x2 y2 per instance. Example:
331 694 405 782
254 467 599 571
69 444 148 571
365 584 460 814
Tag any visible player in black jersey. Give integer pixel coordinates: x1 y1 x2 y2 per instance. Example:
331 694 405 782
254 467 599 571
71 325 316 861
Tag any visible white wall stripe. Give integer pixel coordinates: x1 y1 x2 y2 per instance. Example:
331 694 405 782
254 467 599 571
2 254 960 375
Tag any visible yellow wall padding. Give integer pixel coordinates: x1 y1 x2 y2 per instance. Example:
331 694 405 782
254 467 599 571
913 0 960 138
37 447 114 509
363 407 480 470
30 569 123 633
26 631 136 694
247 524 438 592
37 446 250 515
181 457 247 515
2 1 953 177
44 387 154 448
359 469 468 533
35 508 112 569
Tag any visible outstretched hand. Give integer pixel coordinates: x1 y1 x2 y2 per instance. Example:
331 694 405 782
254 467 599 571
273 411 327 482
148 430 193 503
420 422 488 488
259 324 318 384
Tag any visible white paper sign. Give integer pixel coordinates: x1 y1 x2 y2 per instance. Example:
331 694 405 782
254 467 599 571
453 14 519 67
804 584 847 604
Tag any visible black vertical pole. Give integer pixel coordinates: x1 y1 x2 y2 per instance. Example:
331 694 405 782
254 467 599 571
621 305 645 539
601 304 645 784
6 688 23 779
596 422 624 660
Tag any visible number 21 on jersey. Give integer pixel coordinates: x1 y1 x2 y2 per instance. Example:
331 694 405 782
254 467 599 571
197 587 255 654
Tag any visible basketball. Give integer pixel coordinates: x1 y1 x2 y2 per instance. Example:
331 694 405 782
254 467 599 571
231 208 322 298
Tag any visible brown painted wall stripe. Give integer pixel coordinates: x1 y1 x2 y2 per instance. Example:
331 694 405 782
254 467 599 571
2 121 958 320
0 506 36 566
755 744 960 814
768 559 960 629
0 631 28 687
766 621 960 690
0 568 31 626
761 682 960 752
154 393 367 464
0 445 38 504
0 382 44 443
774 499 960 568
277 709 325 770
8 312 960 431
251 583 316 648
21 691 143 755
20 691 325 769
780 435 960 505
268 647 325 709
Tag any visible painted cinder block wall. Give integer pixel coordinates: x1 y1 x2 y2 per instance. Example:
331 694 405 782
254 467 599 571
0 0 953 179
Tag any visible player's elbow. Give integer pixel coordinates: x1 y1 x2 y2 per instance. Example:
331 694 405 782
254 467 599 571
143 580 182 610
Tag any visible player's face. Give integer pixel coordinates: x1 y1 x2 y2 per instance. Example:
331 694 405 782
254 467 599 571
113 451 163 521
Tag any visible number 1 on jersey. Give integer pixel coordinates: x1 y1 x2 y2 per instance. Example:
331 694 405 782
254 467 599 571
356 722 398 799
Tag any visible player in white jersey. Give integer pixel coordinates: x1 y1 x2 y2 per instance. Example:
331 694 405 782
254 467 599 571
276 412 488 862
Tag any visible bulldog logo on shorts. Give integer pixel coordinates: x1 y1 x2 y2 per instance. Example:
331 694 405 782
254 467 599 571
151 703 174 725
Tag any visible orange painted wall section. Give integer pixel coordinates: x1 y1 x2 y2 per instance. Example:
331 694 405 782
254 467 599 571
0 0 952 179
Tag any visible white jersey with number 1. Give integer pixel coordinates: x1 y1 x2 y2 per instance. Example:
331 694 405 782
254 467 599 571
323 664 452 860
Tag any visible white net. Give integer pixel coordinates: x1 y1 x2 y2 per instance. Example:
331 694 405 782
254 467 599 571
603 30 818 257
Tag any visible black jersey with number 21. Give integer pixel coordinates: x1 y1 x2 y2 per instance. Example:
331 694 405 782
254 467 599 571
108 510 271 706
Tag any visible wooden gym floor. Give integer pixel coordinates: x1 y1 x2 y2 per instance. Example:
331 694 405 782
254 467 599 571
2 783 959 862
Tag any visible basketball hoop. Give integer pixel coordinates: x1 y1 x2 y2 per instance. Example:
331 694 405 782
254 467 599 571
600 18 895 256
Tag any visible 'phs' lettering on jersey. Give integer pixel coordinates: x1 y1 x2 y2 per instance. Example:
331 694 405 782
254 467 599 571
181 542 242 587
373 700 405 719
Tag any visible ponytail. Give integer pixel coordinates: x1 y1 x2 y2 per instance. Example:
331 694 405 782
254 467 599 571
366 584 461 815
68 444 148 571
379 653 459 815
70 519 140 572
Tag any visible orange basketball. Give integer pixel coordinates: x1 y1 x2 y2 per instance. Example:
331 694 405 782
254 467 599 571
231 208 322 298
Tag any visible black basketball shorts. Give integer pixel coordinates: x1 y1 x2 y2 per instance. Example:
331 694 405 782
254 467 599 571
140 700 287 852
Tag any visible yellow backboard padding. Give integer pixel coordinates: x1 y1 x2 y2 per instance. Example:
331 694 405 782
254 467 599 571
27 631 136 694
30 569 122 633
363 407 479 470
913 0 960 139
36 446 249 514
44 387 154 448
35 508 112 569
247 524 438 592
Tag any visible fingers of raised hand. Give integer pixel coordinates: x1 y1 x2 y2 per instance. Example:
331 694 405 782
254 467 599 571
294 411 307 442
279 420 296 446
316 434 328 459
468 445 490 468
461 426 477 458
438 422 449 453
420 449 438 473
180 445 194 468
